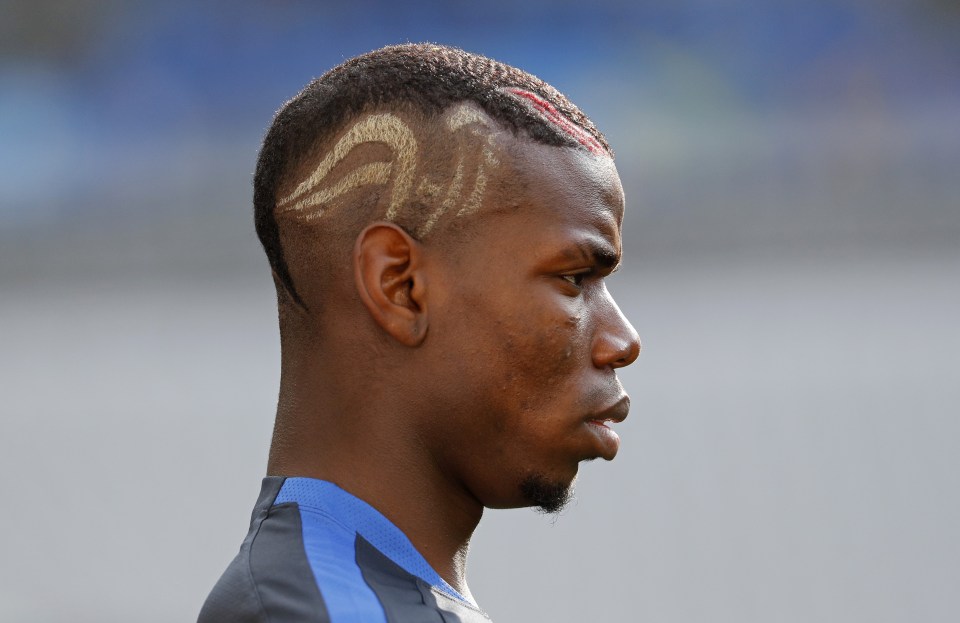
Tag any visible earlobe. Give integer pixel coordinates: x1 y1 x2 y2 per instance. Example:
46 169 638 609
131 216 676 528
354 222 429 346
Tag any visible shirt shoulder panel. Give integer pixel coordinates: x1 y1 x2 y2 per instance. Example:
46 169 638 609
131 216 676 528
249 502 332 622
275 477 473 605
293 503 388 623
199 477 331 623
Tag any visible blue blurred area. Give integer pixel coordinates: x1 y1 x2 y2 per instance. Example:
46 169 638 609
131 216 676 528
2 0 958 243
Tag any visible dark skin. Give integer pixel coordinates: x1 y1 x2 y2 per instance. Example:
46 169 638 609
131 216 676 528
267 131 640 600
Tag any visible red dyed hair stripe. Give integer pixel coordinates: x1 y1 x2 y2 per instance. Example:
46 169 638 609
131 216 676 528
506 88 606 155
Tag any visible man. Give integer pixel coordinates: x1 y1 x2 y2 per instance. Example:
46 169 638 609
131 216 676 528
199 43 640 622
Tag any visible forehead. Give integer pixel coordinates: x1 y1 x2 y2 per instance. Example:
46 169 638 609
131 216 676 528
499 138 625 234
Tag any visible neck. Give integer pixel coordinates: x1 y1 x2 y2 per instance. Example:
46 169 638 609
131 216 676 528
267 360 483 599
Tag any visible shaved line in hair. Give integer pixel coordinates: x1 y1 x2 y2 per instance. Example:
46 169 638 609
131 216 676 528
504 88 607 156
417 102 501 236
276 113 418 221
276 102 505 237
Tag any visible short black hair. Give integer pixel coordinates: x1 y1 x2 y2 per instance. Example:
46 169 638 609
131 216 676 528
254 43 611 306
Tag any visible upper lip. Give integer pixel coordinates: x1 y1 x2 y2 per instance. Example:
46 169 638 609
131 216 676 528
586 395 630 424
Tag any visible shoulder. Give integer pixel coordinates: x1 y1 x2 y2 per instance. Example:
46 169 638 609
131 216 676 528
198 478 493 622
198 479 333 622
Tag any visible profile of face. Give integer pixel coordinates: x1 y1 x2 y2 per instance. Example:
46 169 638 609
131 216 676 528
272 100 638 514
421 137 641 513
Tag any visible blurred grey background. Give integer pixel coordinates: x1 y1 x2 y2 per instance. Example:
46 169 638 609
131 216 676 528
1 1 958 621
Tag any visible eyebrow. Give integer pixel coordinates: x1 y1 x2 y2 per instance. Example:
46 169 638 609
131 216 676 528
569 236 621 272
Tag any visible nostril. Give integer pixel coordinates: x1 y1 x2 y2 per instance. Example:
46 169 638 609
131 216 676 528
616 334 640 368
594 294 640 369
615 324 641 367
594 330 641 370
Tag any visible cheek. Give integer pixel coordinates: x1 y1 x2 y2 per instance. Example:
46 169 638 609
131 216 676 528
489 308 587 413
529 315 582 374
441 277 588 408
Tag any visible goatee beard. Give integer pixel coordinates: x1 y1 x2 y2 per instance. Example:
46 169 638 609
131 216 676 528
520 473 573 514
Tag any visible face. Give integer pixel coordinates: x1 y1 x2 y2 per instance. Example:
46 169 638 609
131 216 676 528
421 139 641 512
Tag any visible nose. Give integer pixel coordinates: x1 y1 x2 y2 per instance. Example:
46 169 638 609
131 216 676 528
592 286 641 370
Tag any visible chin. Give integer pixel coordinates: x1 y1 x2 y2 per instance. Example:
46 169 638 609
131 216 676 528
519 472 575 514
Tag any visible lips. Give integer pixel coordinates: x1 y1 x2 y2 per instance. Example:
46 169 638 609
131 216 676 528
583 395 630 460
586 395 630 426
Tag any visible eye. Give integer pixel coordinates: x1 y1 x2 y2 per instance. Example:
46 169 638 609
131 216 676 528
561 272 589 288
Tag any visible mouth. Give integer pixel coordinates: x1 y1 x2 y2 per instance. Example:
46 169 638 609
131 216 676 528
583 395 630 460
587 395 630 426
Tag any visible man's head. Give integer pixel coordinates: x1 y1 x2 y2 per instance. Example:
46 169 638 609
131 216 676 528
255 43 610 309
258 44 639 514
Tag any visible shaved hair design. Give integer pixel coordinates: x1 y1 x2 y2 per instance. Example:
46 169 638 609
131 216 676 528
275 103 500 238
254 43 611 307
276 113 418 221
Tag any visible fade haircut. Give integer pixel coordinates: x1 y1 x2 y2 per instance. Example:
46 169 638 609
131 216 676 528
254 43 611 307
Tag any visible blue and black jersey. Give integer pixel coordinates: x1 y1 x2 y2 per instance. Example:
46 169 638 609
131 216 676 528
199 477 491 622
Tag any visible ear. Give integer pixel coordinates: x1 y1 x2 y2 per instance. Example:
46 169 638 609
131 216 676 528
354 222 428 346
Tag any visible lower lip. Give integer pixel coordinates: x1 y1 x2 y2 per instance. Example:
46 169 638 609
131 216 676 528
586 420 620 459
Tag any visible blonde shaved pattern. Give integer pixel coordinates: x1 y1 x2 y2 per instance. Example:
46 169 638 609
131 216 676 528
278 103 504 236
417 102 501 236
277 114 418 221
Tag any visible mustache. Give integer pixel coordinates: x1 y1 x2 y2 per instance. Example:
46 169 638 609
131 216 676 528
577 378 627 410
